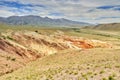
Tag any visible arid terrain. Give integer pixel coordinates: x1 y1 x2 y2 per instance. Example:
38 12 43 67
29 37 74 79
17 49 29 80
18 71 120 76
0 0 120 79
0 24 120 80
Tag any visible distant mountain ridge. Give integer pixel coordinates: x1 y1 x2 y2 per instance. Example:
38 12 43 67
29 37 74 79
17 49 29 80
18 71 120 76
0 15 91 27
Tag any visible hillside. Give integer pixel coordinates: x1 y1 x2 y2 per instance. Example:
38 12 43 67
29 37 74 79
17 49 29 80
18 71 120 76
0 25 120 79
0 28 112 76
0 15 91 27
84 23 120 31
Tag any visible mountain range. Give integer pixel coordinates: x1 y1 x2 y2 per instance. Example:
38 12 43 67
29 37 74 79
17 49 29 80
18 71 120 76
0 15 91 27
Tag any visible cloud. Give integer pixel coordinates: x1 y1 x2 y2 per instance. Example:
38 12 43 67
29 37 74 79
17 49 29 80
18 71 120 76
0 10 15 17
0 0 120 23
97 6 115 9
96 5 120 11
0 1 46 8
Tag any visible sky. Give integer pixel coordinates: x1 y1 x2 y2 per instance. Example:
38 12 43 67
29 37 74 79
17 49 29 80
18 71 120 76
0 0 120 24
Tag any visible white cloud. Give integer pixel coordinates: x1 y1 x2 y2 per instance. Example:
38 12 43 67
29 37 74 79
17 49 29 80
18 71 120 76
0 10 15 17
0 0 120 23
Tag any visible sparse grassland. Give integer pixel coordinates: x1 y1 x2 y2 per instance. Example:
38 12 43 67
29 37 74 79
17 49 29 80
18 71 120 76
1 48 120 80
0 24 120 80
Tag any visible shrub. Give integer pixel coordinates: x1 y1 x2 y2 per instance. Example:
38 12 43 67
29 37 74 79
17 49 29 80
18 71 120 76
6 56 16 61
35 30 38 33
11 58 16 61
102 78 107 80
108 76 115 80
7 36 14 40
73 71 78 75
6 56 11 60
100 70 105 74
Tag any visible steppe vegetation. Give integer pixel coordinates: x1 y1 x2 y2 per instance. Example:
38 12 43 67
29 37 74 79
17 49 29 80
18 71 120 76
0 24 120 80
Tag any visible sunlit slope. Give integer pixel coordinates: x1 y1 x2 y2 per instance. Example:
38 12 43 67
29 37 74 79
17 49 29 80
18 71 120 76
1 48 120 80
84 23 120 31
0 27 120 80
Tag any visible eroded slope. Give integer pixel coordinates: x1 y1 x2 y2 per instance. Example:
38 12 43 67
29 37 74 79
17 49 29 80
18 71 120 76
0 30 111 76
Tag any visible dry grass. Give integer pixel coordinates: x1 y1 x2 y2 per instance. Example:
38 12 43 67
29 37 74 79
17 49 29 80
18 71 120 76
0 48 120 80
0 26 120 80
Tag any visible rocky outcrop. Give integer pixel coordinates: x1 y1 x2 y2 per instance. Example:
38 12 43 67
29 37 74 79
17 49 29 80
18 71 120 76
58 35 111 49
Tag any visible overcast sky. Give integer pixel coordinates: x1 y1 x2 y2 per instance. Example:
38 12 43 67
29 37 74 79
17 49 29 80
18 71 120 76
0 0 120 24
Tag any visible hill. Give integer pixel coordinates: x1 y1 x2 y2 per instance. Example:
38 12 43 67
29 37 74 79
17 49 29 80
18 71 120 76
0 25 120 80
0 15 91 27
84 23 120 31
0 26 112 76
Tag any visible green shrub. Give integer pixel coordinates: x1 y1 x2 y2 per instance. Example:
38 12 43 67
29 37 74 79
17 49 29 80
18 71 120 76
102 78 107 80
7 36 14 40
108 76 115 80
100 70 105 74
